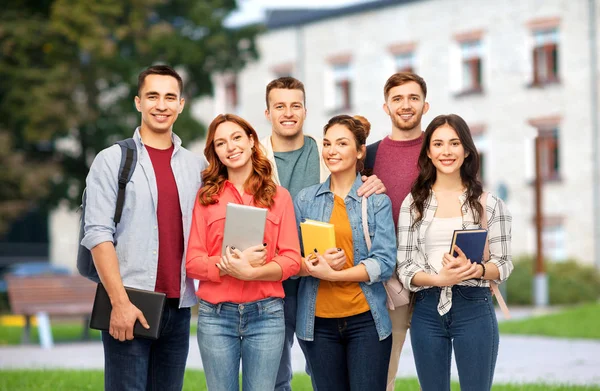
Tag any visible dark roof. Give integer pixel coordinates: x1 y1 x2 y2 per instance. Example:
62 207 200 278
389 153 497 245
265 0 421 30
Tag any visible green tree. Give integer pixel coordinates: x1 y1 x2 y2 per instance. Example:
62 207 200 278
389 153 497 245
0 0 260 233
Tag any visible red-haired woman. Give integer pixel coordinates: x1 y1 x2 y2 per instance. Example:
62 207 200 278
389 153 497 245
186 114 301 391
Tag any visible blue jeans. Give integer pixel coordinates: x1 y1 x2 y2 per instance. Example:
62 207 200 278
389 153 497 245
299 311 392 391
411 286 499 391
101 304 190 391
197 297 285 391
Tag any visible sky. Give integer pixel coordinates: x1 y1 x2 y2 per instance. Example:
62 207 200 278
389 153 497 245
226 0 374 26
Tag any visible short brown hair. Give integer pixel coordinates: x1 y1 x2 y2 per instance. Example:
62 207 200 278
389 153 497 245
383 72 427 101
265 77 306 108
138 65 183 96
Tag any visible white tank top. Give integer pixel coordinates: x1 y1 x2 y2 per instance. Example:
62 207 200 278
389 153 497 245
425 217 462 273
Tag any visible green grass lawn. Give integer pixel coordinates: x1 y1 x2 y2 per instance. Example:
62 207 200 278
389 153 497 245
499 302 600 339
0 322 101 345
0 370 598 391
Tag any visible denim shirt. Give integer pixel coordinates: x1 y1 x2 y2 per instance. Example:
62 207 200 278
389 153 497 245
293 174 396 341
81 127 206 308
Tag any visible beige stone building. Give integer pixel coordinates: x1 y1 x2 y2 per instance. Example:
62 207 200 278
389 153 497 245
192 0 600 265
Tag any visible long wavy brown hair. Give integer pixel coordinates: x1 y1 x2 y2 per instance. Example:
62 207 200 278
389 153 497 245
411 114 483 226
198 114 277 208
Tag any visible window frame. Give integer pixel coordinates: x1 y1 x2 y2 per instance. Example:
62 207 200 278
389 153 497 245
459 39 483 95
532 29 560 86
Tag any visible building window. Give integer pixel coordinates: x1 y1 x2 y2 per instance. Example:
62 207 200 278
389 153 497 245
460 40 483 93
224 77 238 111
538 128 560 181
543 220 566 261
532 29 559 85
394 52 415 73
332 63 352 111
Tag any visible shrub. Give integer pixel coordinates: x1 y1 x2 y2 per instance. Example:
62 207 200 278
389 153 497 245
505 256 600 305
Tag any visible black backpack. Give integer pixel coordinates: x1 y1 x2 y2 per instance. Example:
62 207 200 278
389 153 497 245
364 140 381 175
77 138 138 282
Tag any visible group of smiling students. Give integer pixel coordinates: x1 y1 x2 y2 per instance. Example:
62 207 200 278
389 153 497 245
184 74 513 391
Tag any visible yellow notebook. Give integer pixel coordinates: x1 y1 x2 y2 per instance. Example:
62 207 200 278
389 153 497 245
300 219 336 256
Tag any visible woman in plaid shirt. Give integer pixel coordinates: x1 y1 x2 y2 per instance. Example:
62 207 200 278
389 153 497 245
396 114 513 391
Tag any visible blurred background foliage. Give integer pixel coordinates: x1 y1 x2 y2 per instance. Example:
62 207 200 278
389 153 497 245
0 0 261 233
506 256 600 305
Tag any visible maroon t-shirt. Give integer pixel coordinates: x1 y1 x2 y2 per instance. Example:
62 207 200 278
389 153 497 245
372 134 423 228
146 144 183 299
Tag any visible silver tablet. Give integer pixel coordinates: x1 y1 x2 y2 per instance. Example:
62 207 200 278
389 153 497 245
221 203 268 255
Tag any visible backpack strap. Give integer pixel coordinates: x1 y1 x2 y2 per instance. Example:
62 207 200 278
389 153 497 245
364 140 382 171
361 197 371 251
479 192 511 319
114 138 137 224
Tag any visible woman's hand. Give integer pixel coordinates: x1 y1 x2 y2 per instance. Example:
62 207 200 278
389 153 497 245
243 243 267 268
436 258 480 287
305 253 337 281
217 246 256 280
442 245 470 267
322 248 346 271
441 246 484 283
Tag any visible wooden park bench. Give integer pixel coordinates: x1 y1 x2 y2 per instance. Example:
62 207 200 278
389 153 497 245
5 274 97 349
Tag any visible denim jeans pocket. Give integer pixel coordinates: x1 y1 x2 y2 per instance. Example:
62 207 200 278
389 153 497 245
261 298 284 317
455 286 490 302
415 290 428 303
198 300 217 315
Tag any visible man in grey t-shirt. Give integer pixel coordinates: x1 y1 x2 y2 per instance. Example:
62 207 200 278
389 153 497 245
261 76 385 391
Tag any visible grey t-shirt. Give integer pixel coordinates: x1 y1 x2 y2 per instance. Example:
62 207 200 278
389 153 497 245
274 136 321 297
274 136 320 199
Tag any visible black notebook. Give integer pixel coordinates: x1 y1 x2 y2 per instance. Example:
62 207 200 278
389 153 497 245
89 283 167 340
449 229 488 263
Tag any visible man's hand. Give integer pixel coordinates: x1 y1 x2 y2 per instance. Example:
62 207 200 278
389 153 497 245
322 248 347 271
357 175 386 198
109 301 149 341
217 246 256 280
243 243 268 268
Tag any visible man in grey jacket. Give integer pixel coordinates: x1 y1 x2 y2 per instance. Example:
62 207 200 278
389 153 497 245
81 65 206 391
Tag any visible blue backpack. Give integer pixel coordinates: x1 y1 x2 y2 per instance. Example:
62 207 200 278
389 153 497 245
77 139 138 282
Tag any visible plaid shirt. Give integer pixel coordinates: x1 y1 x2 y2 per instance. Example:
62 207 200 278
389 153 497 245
397 191 513 315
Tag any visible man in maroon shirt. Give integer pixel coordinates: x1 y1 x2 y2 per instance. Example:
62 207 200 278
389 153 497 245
84 65 206 391
365 72 429 391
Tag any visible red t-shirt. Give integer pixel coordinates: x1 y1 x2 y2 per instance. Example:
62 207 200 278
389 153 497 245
372 134 423 227
146 144 183 298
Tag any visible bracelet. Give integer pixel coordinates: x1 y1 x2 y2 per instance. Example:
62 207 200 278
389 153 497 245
480 263 486 279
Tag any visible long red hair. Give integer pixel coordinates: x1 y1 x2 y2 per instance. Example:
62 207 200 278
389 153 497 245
198 114 277 208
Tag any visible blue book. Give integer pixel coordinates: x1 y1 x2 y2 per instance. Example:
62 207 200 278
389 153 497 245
449 229 488 263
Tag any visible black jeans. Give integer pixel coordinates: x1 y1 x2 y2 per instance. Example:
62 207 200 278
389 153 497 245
300 311 392 391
